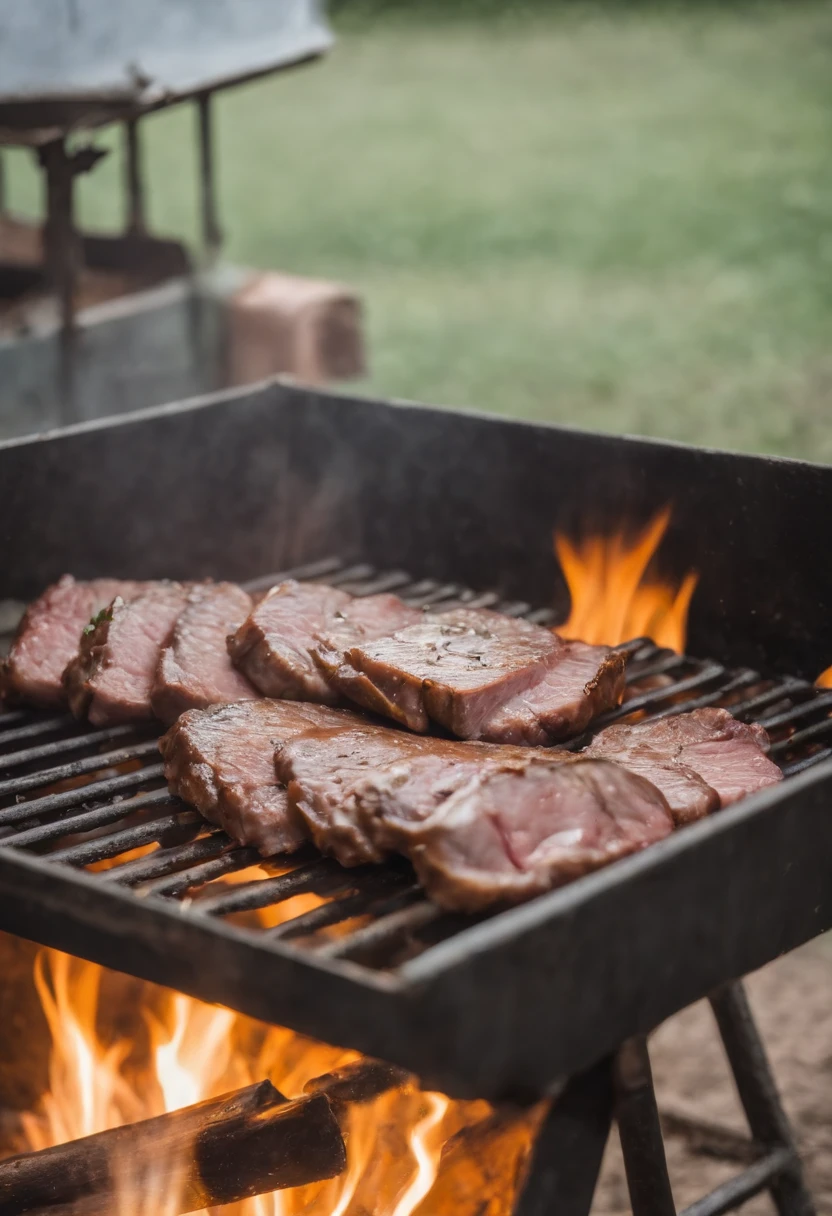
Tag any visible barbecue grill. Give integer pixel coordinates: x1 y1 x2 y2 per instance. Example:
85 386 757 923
1 380 830 1215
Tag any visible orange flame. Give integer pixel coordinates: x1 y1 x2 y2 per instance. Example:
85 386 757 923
554 506 698 653
817 667 832 689
14 950 522 1216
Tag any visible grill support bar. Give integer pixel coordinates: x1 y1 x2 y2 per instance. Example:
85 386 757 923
513 982 814 1216
708 984 814 1216
513 1058 613 1216
615 1036 676 1216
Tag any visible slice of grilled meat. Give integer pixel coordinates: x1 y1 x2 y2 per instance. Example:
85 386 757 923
275 722 533 867
228 580 420 702
1 576 144 709
152 582 257 725
329 608 623 742
476 640 626 744
398 757 674 913
65 582 191 725
328 608 563 736
160 700 363 856
585 707 781 824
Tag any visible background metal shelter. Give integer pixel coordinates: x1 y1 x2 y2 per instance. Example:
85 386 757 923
0 0 333 417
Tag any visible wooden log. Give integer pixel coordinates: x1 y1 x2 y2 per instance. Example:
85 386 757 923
304 1058 413 1109
412 1105 545 1216
0 1080 345 1216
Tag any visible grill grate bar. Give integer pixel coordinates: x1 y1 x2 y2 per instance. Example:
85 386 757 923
442 589 501 611
624 652 687 682
647 671 763 722
192 858 350 917
0 763 167 827
0 714 75 749
757 692 832 731
241 557 345 594
48 806 197 866
6 787 173 848
99 830 235 885
141 847 262 898
730 680 812 723
769 717 832 757
315 898 442 961
0 709 35 730
323 564 377 590
526 607 558 626
268 875 418 941
344 570 413 597
402 582 465 607
0 738 161 798
588 663 727 733
497 600 534 619
780 748 832 777
0 723 156 775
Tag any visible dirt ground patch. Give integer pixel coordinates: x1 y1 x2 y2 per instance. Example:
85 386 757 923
594 938 832 1214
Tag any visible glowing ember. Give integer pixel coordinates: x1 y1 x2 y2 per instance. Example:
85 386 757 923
817 667 832 689
15 950 529 1215
554 506 698 653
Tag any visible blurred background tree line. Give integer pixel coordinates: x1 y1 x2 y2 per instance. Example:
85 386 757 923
6 0 831 458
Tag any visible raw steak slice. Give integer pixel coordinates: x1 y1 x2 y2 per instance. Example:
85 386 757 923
1 576 144 709
160 700 360 855
228 581 420 702
65 582 190 725
403 758 674 912
585 707 781 823
151 582 257 725
476 641 627 744
276 723 530 866
330 608 563 737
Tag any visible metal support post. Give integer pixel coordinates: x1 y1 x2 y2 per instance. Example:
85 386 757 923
710 982 815 1216
123 118 146 234
615 1036 676 1216
39 138 79 422
197 92 222 263
514 1057 614 1216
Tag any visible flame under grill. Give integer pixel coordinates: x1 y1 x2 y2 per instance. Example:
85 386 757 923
1 559 831 1099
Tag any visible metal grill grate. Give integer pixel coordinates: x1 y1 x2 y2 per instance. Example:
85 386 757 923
1 560 831 976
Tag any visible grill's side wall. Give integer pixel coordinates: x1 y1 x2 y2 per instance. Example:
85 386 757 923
1 380 830 676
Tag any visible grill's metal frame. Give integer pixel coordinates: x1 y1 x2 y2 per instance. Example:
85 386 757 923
1 560 831 1103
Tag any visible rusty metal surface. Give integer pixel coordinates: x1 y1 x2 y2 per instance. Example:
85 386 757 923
0 0 332 143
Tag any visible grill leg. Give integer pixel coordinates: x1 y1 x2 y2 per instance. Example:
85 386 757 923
513 1057 614 1216
615 1036 676 1216
710 981 815 1216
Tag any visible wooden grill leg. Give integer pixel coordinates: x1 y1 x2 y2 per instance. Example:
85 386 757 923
513 1057 614 1216
615 1036 676 1216
710 981 815 1216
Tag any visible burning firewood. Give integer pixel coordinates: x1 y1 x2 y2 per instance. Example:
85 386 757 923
0 1080 345 1216
304 1057 413 1111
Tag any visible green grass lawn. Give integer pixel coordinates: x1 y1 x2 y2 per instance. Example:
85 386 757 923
6 2 832 459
